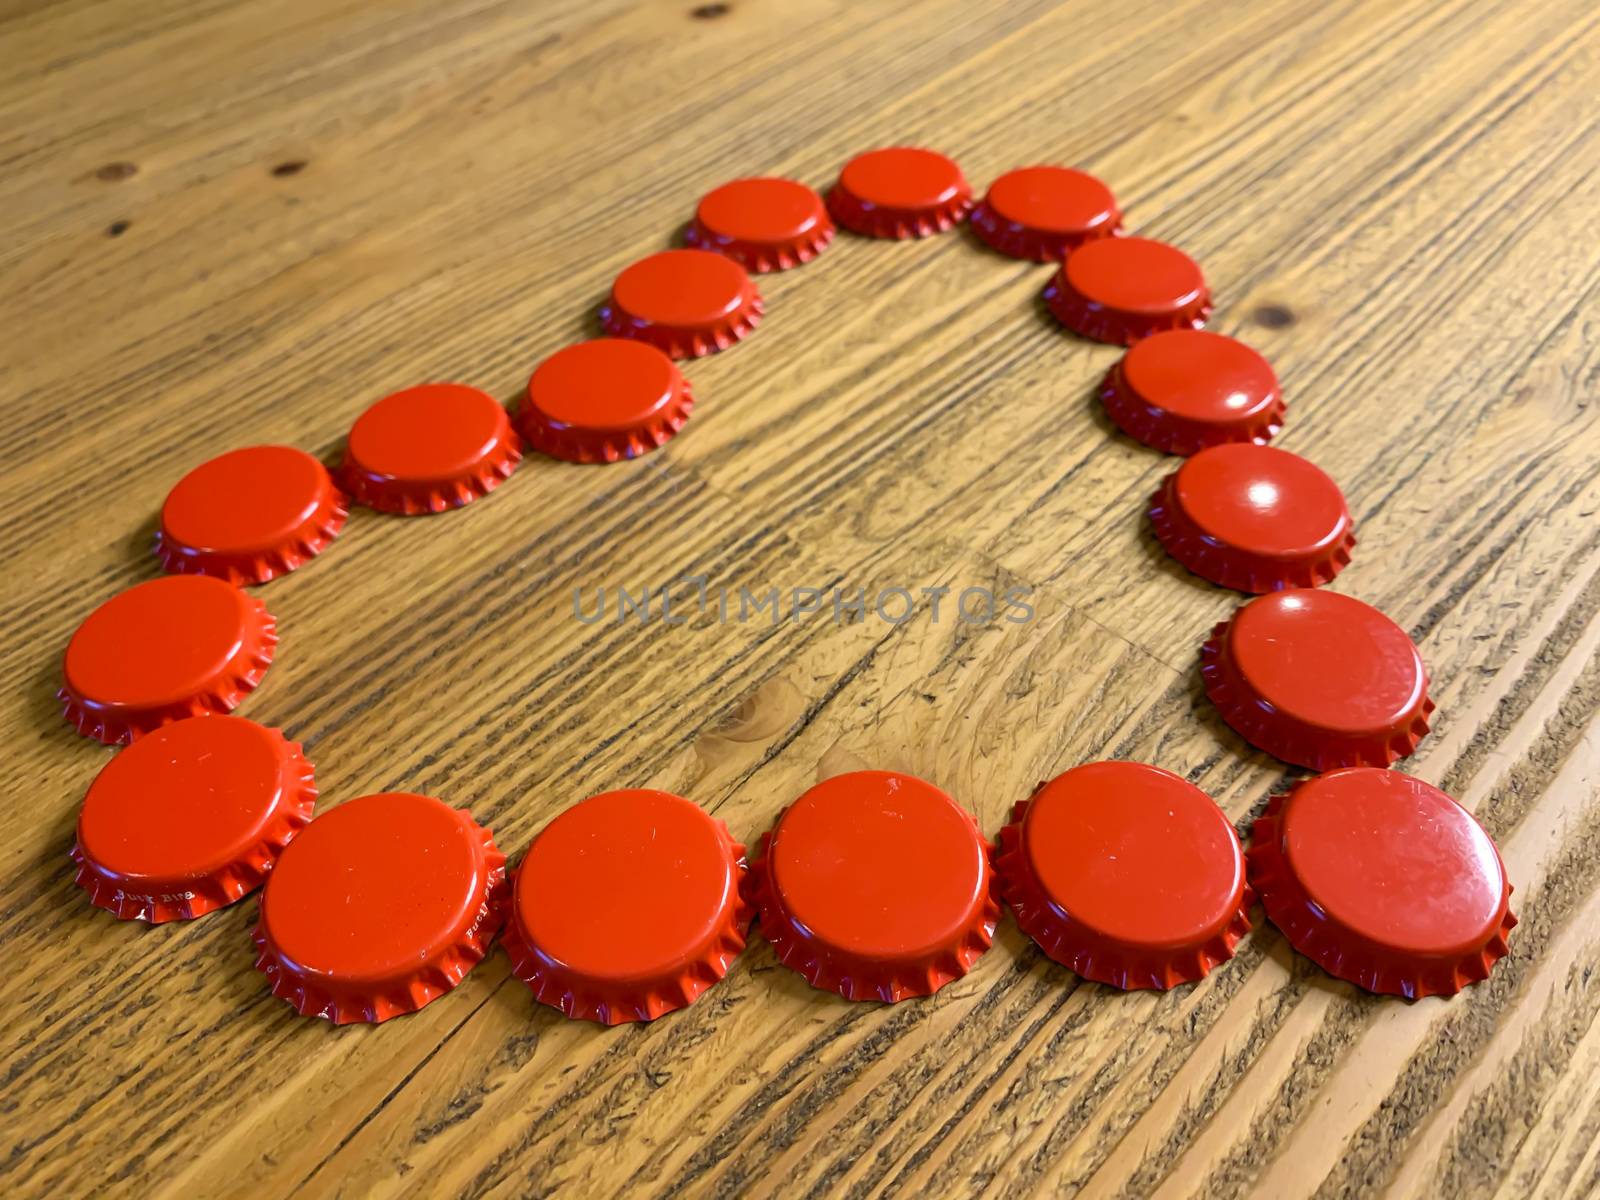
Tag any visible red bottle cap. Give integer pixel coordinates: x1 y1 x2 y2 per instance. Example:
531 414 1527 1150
826 147 974 239
518 340 694 464
995 762 1252 989
502 789 750 1024
1100 330 1285 454
72 715 315 922
600 249 764 359
684 177 836 273
1151 443 1356 592
58 575 277 745
1248 769 1515 997
1045 237 1212 344
750 770 998 1002
970 166 1122 261
1202 590 1434 771
154 445 348 585
340 383 522 514
253 792 508 1024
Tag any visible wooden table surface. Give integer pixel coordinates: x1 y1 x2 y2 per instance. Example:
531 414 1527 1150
5 0 1600 1196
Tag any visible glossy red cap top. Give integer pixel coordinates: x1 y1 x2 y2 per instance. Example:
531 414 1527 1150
1046 237 1212 344
59 575 277 744
253 792 508 1024
1151 443 1356 592
340 384 522 515
1202 590 1435 771
73 715 315 922
502 789 750 1025
750 770 998 1002
826 147 974 239
518 340 694 464
685 177 835 272
154 446 347 586
1101 330 1285 454
1248 769 1515 997
600 249 764 359
996 762 1251 989
971 166 1121 261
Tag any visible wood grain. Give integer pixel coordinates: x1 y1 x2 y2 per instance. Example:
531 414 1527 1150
2 0 1598 1196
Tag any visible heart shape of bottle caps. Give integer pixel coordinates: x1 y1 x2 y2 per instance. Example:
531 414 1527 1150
54 147 1509 1027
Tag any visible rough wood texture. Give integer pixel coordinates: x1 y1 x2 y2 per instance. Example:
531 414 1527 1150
3 0 1599 1195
